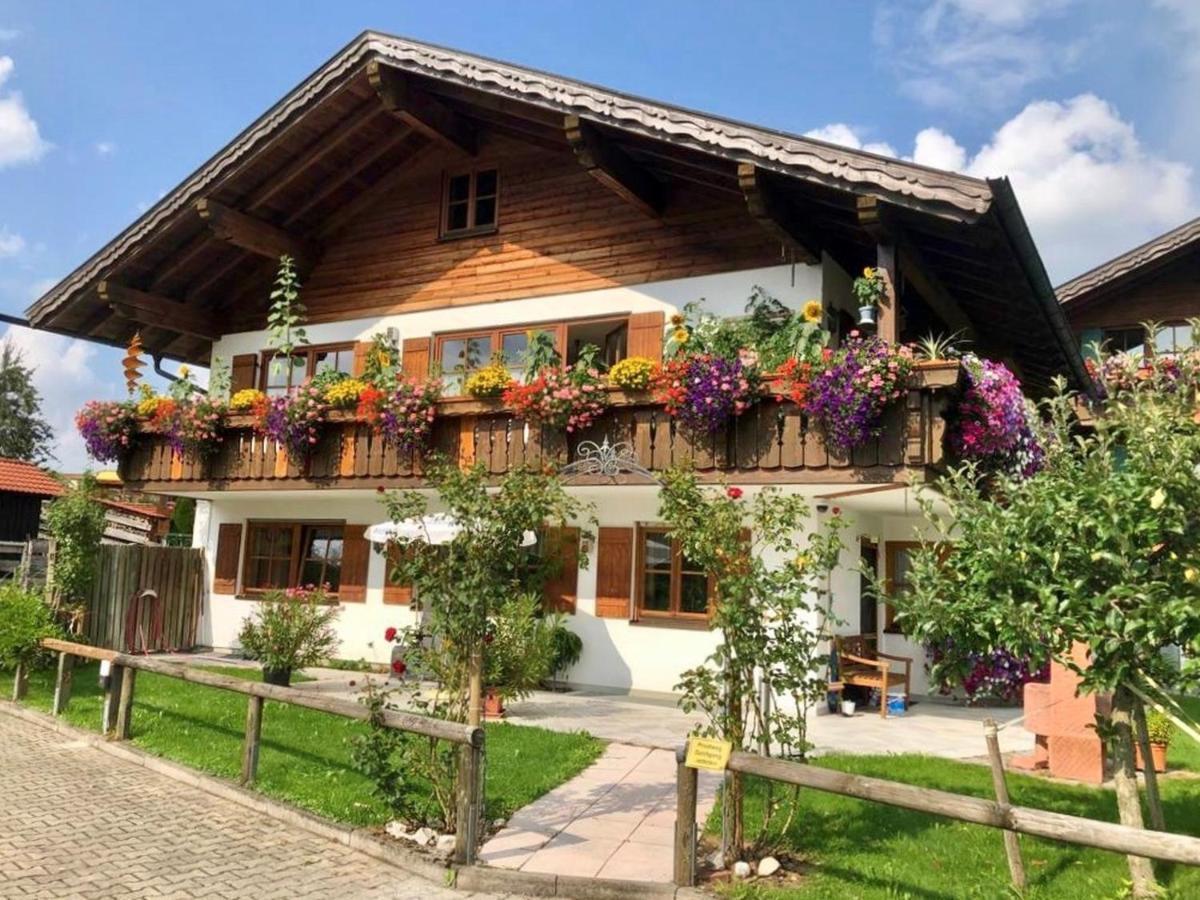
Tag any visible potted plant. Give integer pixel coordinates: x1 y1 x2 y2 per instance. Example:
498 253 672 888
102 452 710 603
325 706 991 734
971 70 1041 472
503 360 607 433
653 353 759 433
464 359 515 399
852 267 888 326
481 593 557 718
237 585 341 686
607 356 657 393
358 377 443 451
75 399 139 463
1137 710 1174 773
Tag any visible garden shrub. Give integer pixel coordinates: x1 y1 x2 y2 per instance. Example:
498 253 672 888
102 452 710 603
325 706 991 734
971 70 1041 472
237 586 340 685
0 583 60 670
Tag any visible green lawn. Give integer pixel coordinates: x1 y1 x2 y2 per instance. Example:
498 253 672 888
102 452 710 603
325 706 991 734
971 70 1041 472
9 661 602 827
709 717 1200 900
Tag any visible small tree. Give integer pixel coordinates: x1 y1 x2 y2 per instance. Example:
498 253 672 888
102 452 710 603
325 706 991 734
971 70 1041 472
381 461 590 725
897 373 1200 898
44 474 106 629
659 468 845 863
0 340 54 464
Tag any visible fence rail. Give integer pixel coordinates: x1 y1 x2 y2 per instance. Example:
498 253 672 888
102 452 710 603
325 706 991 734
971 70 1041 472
25 638 484 864
673 746 1200 886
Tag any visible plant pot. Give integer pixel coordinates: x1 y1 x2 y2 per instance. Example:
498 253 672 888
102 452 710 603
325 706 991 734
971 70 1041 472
841 699 857 717
857 305 877 326
483 686 506 720
1136 741 1168 773
263 667 292 687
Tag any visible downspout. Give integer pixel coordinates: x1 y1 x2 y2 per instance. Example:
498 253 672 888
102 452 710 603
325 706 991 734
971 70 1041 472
986 177 1096 398
0 311 30 327
153 354 206 395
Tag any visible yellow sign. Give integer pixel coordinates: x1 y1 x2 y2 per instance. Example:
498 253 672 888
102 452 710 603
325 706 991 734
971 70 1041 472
685 736 732 771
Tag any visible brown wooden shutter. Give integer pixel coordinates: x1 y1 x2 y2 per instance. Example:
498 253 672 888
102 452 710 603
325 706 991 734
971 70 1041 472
339 523 370 602
352 341 372 377
230 354 259 393
213 523 242 594
401 337 431 380
542 527 580 614
383 543 413 605
626 311 665 361
595 526 634 618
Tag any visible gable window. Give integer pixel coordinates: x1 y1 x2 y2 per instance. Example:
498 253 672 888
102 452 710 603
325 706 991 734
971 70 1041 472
1154 322 1196 354
635 525 712 621
260 343 355 396
243 521 344 594
442 168 499 237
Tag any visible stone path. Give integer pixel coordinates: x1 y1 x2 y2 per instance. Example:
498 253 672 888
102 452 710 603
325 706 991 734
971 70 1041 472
0 712 501 900
480 743 720 883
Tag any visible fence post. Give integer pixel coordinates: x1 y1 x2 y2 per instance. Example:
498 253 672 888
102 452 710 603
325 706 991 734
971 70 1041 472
455 729 484 865
115 667 137 740
983 718 1026 892
52 652 74 715
674 745 698 887
11 660 28 701
101 664 124 735
241 695 265 784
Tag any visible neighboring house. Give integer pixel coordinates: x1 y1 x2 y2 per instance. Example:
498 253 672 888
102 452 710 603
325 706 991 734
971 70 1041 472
24 33 1085 696
0 457 62 542
60 472 175 545
1058 216 1200 355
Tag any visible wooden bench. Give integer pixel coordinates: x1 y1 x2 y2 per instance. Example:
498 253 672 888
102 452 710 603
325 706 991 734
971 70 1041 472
834 635 912 718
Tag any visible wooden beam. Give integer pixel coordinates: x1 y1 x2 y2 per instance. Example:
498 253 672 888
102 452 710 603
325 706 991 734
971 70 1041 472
286 126 414 229
367 60 476 156
856 197 898 343
98 281 220 341
194 198 318 270
736 163 819 264
565 115 664 218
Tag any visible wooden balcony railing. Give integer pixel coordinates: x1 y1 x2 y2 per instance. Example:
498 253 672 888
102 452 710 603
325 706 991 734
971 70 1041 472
118 362 959 491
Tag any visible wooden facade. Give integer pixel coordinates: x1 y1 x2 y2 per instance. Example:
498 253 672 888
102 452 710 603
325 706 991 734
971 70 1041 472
0 492 45 542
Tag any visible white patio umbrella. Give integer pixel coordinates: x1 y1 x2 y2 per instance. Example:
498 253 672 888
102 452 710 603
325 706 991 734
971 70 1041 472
363 513 536 547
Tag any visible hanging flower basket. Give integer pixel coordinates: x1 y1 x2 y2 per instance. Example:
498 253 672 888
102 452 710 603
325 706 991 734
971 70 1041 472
76 400 139 463
805 333 913 455
503 366 607 432
358 378 443 452
948 355 1043 479
653 353 759 433
254 387 327 457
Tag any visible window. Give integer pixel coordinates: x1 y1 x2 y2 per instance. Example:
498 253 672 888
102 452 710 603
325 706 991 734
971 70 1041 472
260 344 355 396
435 317 630 395
883 541 917 632
1154 322 1196 354
1101 327 1146 357
1099 323 1196 358
442 168 499 237
243 522 344 594
635 525 712 620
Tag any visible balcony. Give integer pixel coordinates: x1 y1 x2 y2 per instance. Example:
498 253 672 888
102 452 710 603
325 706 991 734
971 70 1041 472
117 362 959 492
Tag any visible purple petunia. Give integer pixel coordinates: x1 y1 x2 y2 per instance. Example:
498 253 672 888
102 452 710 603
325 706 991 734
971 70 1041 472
805 334 912 455
949 355 1043 479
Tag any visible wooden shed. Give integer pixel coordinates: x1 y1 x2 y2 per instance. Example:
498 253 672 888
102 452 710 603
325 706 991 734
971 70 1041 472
0 457 63 542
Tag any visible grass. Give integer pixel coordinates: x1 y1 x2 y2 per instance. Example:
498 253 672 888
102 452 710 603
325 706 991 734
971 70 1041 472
708 726 1200 900
9 661 603 827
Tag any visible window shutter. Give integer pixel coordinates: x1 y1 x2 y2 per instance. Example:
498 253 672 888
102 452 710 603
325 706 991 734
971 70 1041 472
627 311 665 361
213 523 242 594
384 543 413 605
595 526 633 618
542 527 580 614
230 354 259 393
401 337 431 380
339 523 370 602
352 341 372 377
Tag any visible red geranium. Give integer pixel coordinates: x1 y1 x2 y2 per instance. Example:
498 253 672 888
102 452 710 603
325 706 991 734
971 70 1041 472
384 626 397 642
391 659 407 675
726 486 743 500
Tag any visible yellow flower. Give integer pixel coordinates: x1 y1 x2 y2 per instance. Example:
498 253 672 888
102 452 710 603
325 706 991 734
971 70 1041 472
802 300 823 323
136 394 164 417
1187 567 1199 583
609 356 657 391
178 365 191 378
229 388 265 411
464 362 514 399
673 328 690 344
324 378 367 408
862 266 875 279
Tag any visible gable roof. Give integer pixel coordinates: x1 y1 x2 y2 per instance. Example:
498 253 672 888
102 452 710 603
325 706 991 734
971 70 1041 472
1057 216 1200 306
23 31 1087 392
0 458 64 498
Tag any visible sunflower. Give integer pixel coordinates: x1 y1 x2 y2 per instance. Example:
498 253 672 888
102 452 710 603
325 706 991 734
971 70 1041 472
802 300 823 323
862 266 875 279
670 312 686 326
673 328 690 344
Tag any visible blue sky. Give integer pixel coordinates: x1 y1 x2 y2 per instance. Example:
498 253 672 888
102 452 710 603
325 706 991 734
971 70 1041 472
1 0 1197 469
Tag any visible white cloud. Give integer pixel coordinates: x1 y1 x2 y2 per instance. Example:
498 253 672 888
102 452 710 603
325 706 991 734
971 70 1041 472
804 123 896 158
0 29 18 42
0 55 49 168
874 1 1085 110
809 94 1196 283
94 140 116 156
0 227 24 258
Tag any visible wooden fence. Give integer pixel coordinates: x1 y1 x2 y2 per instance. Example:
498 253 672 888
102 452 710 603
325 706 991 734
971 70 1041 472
0 541 23 580
0 539 49 589
673 747 1200 887
84 545 205 652
25 638 485 864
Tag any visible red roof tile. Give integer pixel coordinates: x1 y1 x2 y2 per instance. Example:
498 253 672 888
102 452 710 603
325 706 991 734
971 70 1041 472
100 499 171 520
0 458 64 497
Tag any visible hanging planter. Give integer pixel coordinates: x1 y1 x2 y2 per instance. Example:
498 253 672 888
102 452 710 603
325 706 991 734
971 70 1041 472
852 266 888 329
857 305 877 326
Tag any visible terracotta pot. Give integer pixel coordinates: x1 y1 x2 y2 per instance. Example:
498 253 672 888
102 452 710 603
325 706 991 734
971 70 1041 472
483 686 506 720
1135 742 1168 773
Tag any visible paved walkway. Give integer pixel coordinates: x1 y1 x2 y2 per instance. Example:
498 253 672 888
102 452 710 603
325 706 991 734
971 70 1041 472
0 712 501 900
481 743 720 883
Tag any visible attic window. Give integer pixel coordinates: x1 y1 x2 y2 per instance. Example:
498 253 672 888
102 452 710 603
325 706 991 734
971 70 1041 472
442 168 499 237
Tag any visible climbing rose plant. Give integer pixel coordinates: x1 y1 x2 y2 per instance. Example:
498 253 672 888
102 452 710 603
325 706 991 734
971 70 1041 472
805 333 913 455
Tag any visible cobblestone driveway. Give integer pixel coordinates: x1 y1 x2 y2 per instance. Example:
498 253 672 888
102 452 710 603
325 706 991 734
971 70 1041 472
0 713 491 899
